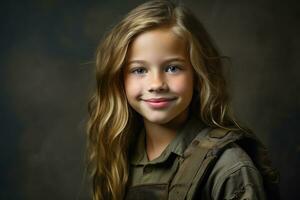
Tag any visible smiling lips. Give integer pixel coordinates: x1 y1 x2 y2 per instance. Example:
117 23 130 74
143 98 176 109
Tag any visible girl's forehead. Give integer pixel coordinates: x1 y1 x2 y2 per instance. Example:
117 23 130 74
126 28 189 64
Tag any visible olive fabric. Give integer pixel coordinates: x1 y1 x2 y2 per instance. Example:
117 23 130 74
127 116 267 199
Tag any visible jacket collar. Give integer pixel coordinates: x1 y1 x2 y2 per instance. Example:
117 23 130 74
130 115 206 166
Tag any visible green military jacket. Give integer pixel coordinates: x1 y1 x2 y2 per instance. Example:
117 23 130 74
127 116 267 199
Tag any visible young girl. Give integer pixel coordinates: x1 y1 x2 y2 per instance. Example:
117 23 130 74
86 1 279 199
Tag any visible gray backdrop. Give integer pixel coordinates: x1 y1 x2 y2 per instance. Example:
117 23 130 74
1 0 299 199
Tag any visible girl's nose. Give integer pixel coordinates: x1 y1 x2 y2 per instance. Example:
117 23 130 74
148 73 168 92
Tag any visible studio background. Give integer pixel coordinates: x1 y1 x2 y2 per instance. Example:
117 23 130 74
1 0 299 199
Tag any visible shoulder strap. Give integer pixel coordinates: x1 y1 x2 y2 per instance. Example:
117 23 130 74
168 128 238 200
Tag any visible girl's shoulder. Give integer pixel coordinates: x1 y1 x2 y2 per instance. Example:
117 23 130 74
193 127 279 200
203 143 266 199
175 127 278 199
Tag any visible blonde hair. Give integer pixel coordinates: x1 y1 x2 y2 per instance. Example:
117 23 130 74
87 0 242 199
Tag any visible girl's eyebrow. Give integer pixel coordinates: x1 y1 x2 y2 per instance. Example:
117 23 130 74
127 57 187 65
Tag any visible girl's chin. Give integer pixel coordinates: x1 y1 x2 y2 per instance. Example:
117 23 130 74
143 116 173 125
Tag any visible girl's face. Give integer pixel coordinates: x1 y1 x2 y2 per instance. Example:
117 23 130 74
123 27 194 126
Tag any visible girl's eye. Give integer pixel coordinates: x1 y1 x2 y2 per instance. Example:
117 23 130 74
131 67 147 75
165 65 181 73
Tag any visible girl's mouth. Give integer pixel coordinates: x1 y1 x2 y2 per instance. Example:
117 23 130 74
143 98 176 109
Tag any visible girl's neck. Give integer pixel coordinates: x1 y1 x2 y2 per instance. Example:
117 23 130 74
143 110 189 161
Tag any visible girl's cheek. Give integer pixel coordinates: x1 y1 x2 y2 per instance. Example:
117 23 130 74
125 77 143 97
170 76 193 93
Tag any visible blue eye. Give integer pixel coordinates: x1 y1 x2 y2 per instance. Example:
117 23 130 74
165 65 181 73
131 67 147 75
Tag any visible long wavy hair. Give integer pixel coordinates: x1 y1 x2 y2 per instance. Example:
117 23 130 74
86 1 266 199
